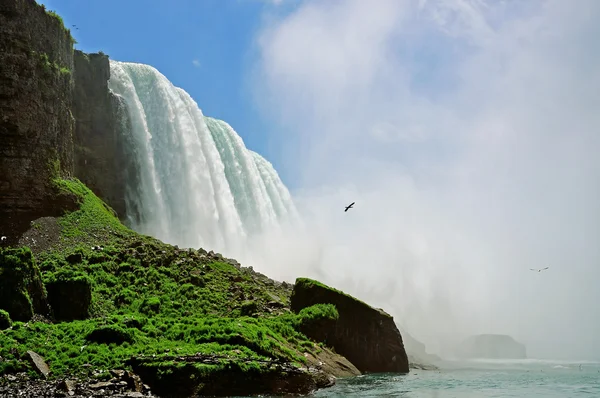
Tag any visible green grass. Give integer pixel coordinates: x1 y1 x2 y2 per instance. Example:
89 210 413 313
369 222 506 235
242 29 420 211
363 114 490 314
0 178 335 379
34 51 72 77
294 277 377 313
46 10 64 27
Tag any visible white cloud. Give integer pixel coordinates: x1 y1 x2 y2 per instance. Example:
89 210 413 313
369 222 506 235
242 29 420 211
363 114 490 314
251 0 600 360
192 59 201 68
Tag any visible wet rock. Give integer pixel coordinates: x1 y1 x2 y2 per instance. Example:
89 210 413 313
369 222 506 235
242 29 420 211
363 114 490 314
46 275 92 321
128 353 334 397
57 379 76 395
90 381 114 389
291 278 409 374
0 247 50 321
0 309 12 329
26 350 50 378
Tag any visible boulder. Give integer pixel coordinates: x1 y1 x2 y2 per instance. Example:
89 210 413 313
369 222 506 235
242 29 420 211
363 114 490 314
455 334 527 359
0 247 50 321
45 273 92 321
0 309 12 330
127 354 334 397
290 278 409 374
26 350 51 378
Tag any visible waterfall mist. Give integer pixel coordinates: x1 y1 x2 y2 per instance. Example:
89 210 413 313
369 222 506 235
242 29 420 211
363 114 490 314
107 61 299 263
250 0 600 361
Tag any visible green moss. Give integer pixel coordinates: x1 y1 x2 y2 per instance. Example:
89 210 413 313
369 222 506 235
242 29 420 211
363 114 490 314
0 179 340 379
294 277 373 310
46 10 64 27
0 247 47 322
0 310 12 330
52 178 130 239
33 51 72 77
297 303 339 323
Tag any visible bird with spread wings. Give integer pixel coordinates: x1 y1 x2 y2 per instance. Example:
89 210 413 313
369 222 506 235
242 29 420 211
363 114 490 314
530 267 549 273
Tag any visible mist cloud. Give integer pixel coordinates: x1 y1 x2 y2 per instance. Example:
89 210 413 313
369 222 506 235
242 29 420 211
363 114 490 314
250 0 600 360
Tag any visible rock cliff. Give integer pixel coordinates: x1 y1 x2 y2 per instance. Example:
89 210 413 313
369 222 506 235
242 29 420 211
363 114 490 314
72 50 132 219
455 334 527 359
0 0 76 243
290 278 409 374
399 327 441 369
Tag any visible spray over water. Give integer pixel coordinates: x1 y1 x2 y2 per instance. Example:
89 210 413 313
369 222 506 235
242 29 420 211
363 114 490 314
108 61 298 261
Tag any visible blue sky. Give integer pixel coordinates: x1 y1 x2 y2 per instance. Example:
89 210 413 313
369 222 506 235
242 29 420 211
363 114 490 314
37 0 289 171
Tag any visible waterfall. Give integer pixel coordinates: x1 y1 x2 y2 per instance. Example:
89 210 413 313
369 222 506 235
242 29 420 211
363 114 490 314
107 60 298 257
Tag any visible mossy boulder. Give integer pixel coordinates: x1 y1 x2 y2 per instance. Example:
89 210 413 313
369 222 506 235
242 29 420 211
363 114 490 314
85 325 135 345
291 278 409 374
128 354 334 398
0 310 12 330
0 247 50 322
44 270 92 321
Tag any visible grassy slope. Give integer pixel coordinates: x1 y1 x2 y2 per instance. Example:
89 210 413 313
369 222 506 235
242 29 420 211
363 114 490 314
0 178 338 380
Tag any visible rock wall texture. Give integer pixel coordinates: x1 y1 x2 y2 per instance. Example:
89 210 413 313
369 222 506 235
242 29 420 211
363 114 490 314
72 50 130 219
0 0 75 242
291 278 409 374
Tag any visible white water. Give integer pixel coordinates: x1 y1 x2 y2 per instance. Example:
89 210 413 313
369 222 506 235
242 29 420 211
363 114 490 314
107 61 298 259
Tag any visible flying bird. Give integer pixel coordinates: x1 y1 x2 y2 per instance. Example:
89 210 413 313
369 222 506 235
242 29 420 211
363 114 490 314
344 202 355 212
529 267 549 273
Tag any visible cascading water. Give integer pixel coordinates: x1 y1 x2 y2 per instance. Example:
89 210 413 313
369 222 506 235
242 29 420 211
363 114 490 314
107 61 298 258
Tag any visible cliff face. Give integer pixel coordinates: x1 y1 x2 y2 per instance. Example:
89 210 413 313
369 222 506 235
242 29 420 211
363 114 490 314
291 278 409 374
0 0 75 242
455 334 527 359
399 328 441 369
72 50 130 219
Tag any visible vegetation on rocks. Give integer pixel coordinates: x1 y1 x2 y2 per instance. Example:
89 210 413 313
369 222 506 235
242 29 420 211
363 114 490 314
0 178 345 394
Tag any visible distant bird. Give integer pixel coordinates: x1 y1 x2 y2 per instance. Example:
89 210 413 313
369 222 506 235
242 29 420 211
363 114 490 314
344 202 355 212
0 236 6 241
529 267 549 273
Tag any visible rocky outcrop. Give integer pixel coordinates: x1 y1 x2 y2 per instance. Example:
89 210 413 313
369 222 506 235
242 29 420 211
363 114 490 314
0 0 75 243
128 354 335 398
400 328 441 369
455 334 527 359
72 50 133 219
0 247 50 322
45 274 92 321
290 278 409 374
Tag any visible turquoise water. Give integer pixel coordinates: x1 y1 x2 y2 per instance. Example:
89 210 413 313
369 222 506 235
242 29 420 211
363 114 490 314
313 359 600 397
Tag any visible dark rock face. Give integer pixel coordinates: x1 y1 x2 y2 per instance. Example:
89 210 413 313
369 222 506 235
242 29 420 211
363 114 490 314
72 50 133 219
455 334 527 359
0 310 12 330
45 277 92 321
128 354 334 398
290 278 409 374
400 328 441 369
0 0 75 241
0 247 50 322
